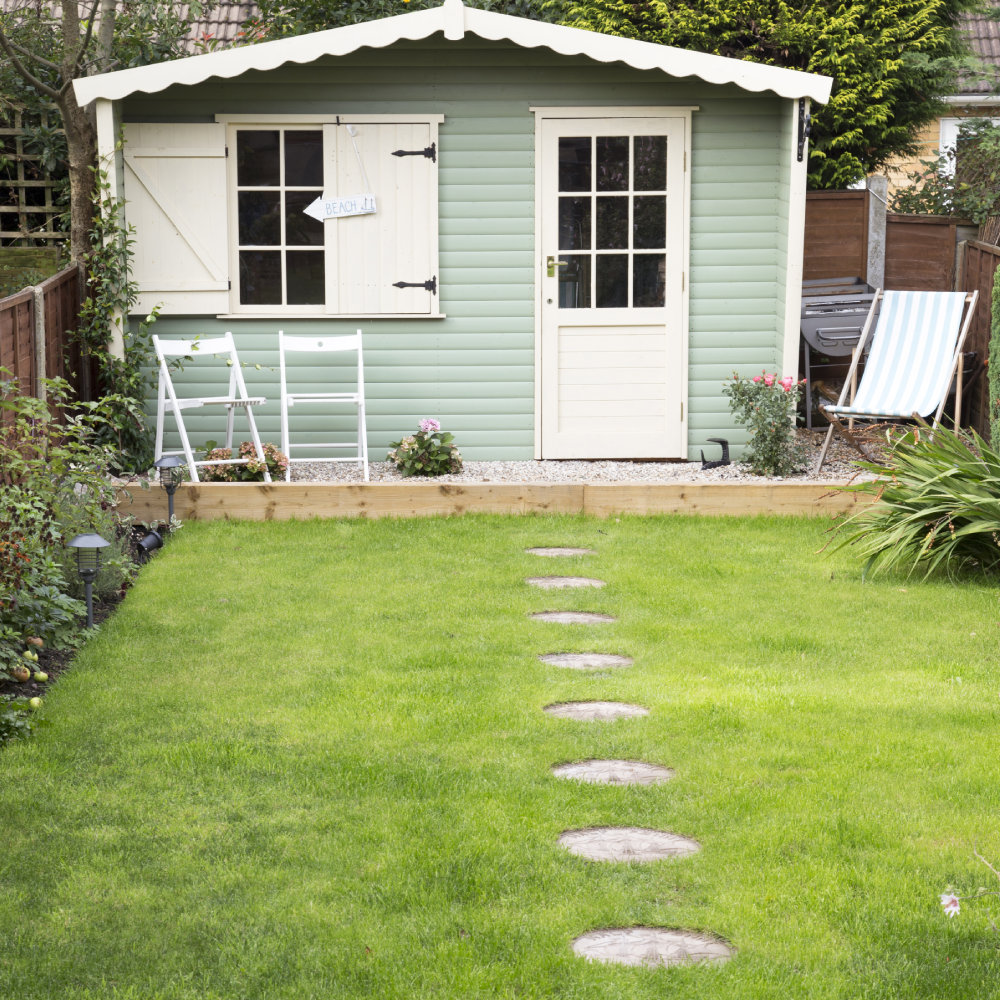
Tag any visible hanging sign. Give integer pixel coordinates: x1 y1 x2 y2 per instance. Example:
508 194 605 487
303 193 377 222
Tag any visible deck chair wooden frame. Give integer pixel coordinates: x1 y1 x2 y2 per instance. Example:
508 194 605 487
153 332 270 483
813 289 978 473
278 330 369 483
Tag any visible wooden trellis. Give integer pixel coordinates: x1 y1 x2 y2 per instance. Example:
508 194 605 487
0 106 64 246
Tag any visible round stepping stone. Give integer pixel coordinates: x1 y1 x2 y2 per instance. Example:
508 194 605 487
527 576 605 590
572 927 732 967
526 547 596 557
551 759 674 785
530 611 617 624
538 652 633 670
544 701 648 721
558 827 700 862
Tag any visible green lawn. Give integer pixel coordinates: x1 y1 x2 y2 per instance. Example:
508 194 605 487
2 514 999 999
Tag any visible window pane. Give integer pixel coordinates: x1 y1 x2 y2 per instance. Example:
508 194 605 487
634 136 667 190
596 136 628 191
238 191 280 245
596 196 628 249
558 254 591 308
559 137 591 192
286 251 325 305
237 131 280 186
285 191 324 246
239 250 281 305
633 195 666 249
559 197 591 251
634 254 665 307
284 131 324 187
596 254 628 308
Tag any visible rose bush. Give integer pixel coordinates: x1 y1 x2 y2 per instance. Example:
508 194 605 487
722 370 806 476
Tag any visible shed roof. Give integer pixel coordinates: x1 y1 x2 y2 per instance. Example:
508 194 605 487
958 2 1000 95
73 0 832 106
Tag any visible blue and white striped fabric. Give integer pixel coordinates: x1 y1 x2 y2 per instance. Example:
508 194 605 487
824 290 967 418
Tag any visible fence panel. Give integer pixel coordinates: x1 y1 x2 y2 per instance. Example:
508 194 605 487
958 240 1000 438
885 214 959 292
0 286 34 427
804 190 868 280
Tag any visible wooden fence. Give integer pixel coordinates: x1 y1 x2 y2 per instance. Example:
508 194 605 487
0 265 84 423
957 239 1000 438
885 214 965 292
804 190 868 280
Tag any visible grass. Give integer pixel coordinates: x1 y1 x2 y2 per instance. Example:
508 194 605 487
2 513 1000 999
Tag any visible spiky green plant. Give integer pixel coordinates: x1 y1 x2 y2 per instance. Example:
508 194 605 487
833 425 1000 578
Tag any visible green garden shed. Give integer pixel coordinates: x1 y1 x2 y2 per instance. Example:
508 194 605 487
74 0 832 462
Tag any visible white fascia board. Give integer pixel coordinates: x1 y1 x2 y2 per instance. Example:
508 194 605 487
74 0 831 106
941 94 1000 105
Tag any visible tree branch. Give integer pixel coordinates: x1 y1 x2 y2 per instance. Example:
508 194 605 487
0 24 62 101
71 0 101 75
8 39 62 73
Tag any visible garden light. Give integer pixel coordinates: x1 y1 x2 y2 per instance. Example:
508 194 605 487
138 529 163 557
67 533 111 628
154 455 183 521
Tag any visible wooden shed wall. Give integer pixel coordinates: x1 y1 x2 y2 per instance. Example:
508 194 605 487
123 38 790 460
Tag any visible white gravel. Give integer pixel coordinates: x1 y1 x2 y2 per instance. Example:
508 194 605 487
289 430 872 485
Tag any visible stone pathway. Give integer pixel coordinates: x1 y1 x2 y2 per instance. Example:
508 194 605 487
558 827 701 862
526 547 596 557
530 611 617 624
544 701 648 721
551 759 674 785
572 928 733 967
527 576 606 590
538 652 633 670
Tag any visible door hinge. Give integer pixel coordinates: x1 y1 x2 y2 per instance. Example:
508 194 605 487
392 142 436 163
228 279 232 290
225 146 229 157
797 97 812 163
393 276 437 294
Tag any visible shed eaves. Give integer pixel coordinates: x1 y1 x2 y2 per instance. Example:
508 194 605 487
73 0 832 105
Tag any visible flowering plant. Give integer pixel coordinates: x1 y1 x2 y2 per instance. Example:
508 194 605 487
722 370 806 476
199 442 288 482
387 419 463 477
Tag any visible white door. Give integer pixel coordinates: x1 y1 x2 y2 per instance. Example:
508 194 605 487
540 117 686 459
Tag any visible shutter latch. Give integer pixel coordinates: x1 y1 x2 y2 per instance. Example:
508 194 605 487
393 276 437 294
392 142 436 163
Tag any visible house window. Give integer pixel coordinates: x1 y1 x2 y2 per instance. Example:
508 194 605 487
236 128 325 307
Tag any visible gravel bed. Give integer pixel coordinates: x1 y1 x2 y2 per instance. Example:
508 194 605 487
289 430 873 485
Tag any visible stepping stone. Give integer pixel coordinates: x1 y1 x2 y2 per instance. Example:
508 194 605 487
527 576 605 590
530 612 617 624
551 759 674 785
572 928 732 967
558 827 700 862
526 547 596 557
544 701 648 721
538 653 633 670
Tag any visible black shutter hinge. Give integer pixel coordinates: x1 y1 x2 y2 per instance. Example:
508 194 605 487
797 97 811 163
392 142 436 163
393 276 437 294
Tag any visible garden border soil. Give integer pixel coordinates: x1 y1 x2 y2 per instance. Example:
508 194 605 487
116 481 871 522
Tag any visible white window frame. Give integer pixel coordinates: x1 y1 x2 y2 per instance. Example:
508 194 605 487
218 114 445 319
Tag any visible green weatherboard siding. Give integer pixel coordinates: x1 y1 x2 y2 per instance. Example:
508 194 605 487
125 38 790 461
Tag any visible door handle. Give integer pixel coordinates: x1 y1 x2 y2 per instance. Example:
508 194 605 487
546 256 569 278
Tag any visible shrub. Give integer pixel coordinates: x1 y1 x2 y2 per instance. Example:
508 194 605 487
722 371 806 476
387 418 463 477
832 425 1000 578
199 442 289 482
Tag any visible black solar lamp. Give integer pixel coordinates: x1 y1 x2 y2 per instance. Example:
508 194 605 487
154 455 184 521
67 533 111 628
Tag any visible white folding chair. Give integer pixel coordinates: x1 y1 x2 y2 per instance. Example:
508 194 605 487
278 329 369 483
153 332 271 483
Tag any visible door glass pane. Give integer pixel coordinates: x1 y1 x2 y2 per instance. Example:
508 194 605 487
558 255 591 308
596 196 628 249
634 136 667 190
286 250 325 305
237 131 280 186
559 197 591 251
596 136 628 191
239 250 281 305
285 191 324 246
559 137 591 192
633 196 666 249
634 254 665 307
284 131 323 187
596 254 628 308
238 191 280 245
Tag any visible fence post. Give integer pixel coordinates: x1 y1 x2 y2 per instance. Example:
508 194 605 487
866 175 888 289
32 284 45 401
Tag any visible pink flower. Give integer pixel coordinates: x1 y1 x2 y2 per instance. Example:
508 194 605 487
940 893 960 918
752 376 762 383
419 418 441 434
763 374 775 387
779 376 794 392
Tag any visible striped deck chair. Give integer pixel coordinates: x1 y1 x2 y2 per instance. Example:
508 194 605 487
814 289 978 472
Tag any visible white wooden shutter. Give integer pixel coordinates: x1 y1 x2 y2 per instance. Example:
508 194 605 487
323 122 439 315
123 124 229 315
